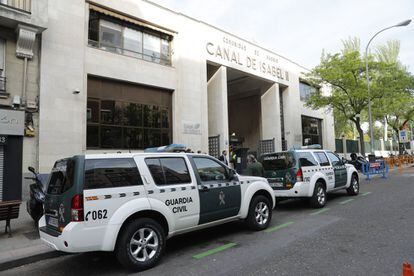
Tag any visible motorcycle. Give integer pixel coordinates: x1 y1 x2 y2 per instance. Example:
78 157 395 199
345 153 369 172
26 166 47 222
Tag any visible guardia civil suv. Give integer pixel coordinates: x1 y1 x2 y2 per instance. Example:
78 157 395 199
39 153 275 271
260 148 359 208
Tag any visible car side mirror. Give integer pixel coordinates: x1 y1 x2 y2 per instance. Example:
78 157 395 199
28 166 36 174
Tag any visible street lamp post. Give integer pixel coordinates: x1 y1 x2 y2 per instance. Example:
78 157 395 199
365 19 411 154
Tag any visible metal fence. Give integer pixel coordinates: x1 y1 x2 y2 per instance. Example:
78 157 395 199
208 135 220 159
335 138 408 154
258 138 275 157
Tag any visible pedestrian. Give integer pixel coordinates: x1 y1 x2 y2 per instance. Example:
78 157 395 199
246 154 264 177
219 150 228 165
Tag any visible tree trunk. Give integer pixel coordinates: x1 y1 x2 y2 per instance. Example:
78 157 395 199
354 118 365 156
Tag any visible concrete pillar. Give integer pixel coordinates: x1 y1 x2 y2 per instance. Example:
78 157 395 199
342 135 347 156
260 84 282 151
207 66 229 154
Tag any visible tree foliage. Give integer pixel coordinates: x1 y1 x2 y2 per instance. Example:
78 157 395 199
305 37 414 155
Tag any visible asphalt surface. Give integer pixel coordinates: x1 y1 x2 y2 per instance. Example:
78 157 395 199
2 167 414 276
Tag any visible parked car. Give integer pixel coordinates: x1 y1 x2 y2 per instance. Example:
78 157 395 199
39 153 275 271
260 148 359 208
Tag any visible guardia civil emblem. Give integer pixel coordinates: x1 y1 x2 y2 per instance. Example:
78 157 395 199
219 191 226 205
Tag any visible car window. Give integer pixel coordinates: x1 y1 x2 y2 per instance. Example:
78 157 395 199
313 152 330 167
326 152 341 166
262 152 295 171
47 158 76 195
84 158 143 189
296 152 318 167
193 157 229 182
145 157 191 185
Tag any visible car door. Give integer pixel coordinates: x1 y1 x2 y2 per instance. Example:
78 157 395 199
189 156 241 225
142 156 199 230
326 152 347 188
313 151 335 190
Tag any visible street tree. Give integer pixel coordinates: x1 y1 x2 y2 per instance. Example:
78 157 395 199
304 38 383 155
372 40 414 135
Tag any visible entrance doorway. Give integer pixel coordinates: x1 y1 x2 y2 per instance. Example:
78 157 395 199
206 63 279 172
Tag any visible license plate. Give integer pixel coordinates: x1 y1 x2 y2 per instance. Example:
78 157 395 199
48 217 59 228
270 182 284 187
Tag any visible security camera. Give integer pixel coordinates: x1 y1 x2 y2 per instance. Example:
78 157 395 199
73 89 80 95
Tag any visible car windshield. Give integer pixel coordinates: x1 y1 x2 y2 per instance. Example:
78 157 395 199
262 152 296 172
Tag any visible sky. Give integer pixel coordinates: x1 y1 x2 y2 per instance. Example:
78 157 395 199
151 0 414 73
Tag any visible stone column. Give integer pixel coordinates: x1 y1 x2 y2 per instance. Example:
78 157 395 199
207 66 229 154
260 83 282 151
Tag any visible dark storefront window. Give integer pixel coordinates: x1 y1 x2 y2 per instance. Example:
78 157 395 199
302 116 323 147
87 77 172 150
87 99 171 149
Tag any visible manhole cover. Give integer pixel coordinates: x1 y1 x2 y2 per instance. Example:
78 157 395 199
23 231 40 240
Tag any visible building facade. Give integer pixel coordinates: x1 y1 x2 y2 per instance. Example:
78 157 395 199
0 0 47 201
1 0 335 200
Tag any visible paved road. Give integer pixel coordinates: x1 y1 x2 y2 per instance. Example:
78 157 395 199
3 167 414 276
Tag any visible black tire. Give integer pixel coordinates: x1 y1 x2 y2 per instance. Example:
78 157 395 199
309 182 327 208
246 195 272 230
115 218 165 272
346 174 359 196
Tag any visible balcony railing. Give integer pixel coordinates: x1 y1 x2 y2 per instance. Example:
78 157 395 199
0 0 31 13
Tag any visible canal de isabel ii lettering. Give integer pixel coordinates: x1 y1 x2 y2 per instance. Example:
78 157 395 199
206 42 289 81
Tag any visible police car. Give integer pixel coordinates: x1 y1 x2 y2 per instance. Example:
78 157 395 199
39 153 275 271
260 147 359 208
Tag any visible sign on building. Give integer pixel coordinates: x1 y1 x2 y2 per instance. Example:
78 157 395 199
0 109 25 136
183 121 201 135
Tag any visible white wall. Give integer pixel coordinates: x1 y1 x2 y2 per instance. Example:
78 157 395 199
39 0 86 172
207 66 228 153
261 84 282 151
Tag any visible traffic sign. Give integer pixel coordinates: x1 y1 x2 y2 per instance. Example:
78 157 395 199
399 130 409 143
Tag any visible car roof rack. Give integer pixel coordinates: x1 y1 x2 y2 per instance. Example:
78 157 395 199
144 143 187 153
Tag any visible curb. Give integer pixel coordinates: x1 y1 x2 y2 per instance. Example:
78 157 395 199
0 250 66 272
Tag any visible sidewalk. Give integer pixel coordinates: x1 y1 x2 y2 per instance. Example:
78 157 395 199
0 202 62 271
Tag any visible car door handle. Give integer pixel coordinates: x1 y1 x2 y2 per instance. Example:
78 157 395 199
201 186 210 192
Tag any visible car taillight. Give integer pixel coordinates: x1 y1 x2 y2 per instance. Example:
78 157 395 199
71 194 84 222
296 168 303 182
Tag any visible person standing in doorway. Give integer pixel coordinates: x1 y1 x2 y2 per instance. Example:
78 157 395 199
246 154 264 177
219 150 228 165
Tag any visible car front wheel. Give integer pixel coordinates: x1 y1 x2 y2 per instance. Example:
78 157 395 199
346 174 359 196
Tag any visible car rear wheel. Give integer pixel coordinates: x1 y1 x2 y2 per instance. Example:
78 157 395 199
115 218 165 271
346 174 359 196
246 195 272 230
309 182 327 208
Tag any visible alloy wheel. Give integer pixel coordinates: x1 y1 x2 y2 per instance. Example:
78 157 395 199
255 201 269 225
129 227 159 262
317 187 326 205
